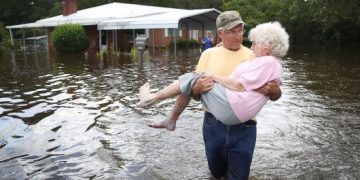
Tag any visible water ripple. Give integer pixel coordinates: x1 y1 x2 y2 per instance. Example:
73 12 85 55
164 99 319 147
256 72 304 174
0 48 359 179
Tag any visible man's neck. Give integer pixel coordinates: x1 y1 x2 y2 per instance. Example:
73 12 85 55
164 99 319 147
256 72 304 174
225 45 242 51
228 48 240 51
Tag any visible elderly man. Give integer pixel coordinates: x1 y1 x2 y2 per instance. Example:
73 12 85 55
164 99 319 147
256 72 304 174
149 11 281 179
192 11 281 179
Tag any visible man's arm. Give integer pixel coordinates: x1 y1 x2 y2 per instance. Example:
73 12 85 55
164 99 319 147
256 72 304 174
192 76 281 101
255 80 282 101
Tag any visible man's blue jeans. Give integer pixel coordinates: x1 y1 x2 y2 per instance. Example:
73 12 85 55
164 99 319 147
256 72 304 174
202 111 257 180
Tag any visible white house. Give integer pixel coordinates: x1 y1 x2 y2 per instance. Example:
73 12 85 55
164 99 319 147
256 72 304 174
6 0 220 53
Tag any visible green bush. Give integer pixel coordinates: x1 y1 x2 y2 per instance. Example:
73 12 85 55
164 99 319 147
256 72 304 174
51 24 88 53
0 39 21 50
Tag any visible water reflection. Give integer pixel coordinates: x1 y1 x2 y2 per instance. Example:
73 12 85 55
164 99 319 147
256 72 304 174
0 46 359 179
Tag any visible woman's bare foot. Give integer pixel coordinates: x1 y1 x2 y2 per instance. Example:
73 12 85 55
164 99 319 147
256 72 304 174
139 82 157 107
148 118 177 131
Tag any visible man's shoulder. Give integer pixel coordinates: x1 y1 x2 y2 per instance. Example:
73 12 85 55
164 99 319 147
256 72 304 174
240 45 253 53
203 45 254 55
202 46 220 54
239 45 255 58
207 45 224 52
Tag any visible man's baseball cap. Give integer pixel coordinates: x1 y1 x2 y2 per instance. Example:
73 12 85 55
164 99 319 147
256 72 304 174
216 11 245 30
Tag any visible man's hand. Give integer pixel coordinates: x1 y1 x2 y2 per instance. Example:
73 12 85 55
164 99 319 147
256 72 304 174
191 76 214 101
255 80 282 101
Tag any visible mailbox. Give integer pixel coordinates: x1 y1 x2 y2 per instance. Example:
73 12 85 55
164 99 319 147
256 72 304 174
134 36 148 51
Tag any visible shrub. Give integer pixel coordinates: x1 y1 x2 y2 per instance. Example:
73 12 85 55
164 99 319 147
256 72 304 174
51 24 88 53
0 39 21 50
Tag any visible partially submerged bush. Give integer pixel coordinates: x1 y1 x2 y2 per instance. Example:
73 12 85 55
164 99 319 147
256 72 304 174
51 24 88 53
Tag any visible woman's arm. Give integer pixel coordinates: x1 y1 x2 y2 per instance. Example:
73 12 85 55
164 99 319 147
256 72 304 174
205 73 245 92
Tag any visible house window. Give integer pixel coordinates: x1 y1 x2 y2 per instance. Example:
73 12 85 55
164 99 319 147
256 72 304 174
190 30 199 40
165 28 181 37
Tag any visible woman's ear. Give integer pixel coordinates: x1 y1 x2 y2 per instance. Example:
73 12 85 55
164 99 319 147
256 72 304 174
265 45 273 56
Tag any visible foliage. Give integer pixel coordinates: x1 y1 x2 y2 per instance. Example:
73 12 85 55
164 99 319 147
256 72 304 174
0 22 20 49
222 0 360 45
0 22 8 42
130 47 139 60
0 0 57 26
1 0 359 45
0 39 21 50
51 24 89 54
47 0 223 13
222 0 283 27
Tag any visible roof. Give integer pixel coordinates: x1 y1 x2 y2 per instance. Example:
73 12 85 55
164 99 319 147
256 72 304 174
6 2 220 30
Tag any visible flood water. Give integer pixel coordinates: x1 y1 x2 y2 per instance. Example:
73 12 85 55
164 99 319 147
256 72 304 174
0 46 359 179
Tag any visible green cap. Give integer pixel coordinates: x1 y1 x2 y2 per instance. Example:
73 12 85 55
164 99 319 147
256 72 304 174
216 11 245 30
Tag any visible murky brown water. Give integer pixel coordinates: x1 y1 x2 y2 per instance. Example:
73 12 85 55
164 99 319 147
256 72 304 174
0 46 359 179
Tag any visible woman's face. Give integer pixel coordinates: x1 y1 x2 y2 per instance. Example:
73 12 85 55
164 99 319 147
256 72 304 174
250 41 271 57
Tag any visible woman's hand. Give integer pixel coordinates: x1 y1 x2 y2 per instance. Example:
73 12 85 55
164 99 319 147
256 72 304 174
191 76 214 95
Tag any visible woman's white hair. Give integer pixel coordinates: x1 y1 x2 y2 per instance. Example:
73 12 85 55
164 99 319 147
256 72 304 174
248 21 289 58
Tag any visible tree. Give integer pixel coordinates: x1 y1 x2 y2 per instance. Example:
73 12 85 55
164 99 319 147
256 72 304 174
0 0 57 26
222 0 360 45
222 0 283 27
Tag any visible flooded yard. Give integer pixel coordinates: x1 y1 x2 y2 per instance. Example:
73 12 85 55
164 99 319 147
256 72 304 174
0 46 359 179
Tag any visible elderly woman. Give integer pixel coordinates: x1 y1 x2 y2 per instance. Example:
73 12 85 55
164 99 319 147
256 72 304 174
139 21 289 130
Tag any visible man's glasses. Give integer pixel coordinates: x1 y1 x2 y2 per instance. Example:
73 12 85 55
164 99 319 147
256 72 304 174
223 29 245 36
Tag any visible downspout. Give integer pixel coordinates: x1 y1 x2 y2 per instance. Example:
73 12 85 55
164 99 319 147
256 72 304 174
9 29 14 49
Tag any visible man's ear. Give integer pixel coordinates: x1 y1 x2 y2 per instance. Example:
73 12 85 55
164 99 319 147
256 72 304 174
217 30 224 39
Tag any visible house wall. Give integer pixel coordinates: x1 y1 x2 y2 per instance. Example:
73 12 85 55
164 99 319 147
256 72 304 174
46 26 217 54
148 29 196 48
148 29 168 48
85 26 98 53
117 31 131 52
105 30 132 52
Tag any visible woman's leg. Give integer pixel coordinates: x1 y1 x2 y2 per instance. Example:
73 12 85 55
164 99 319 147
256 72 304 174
148 94 191 131
139 80 181 107
142 73 201 131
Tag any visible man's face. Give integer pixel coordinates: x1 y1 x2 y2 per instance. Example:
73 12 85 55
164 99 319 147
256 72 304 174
218 24 244 51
